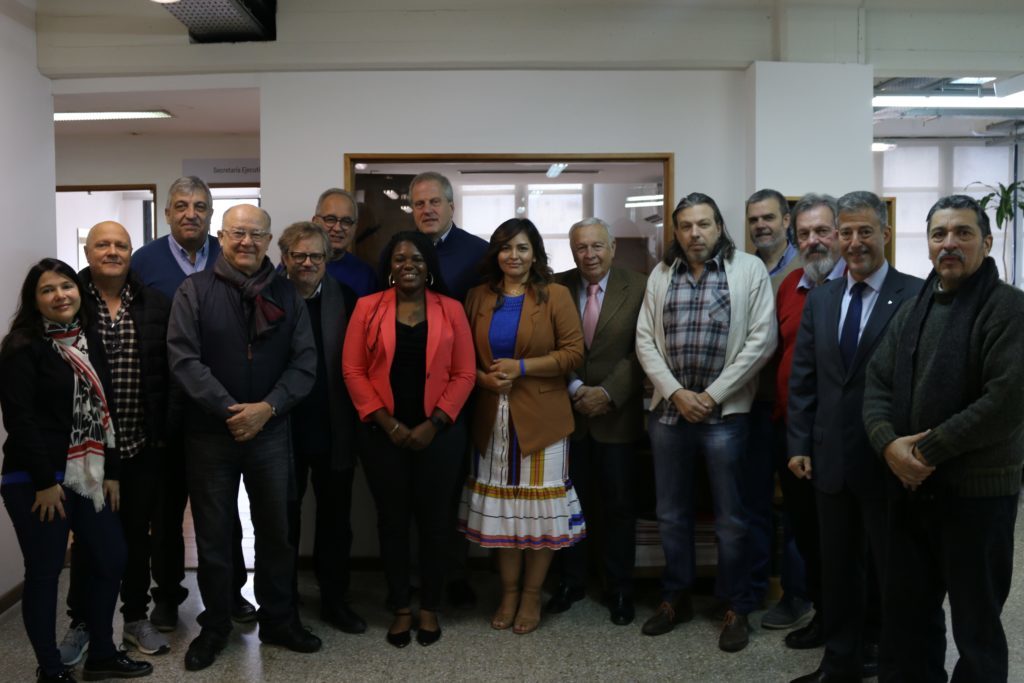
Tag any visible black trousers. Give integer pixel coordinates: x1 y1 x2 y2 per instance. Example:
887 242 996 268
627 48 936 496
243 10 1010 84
151 437 247 608
816 486 886 676
186 424 295 636
881 492 1019 683
552 434 638 596
778 450 822 610
68 451 160 624
287 451 355 611
360 420 466 611
3 483 126 677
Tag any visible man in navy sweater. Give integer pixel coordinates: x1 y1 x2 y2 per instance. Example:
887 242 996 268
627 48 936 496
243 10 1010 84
410 172 487 302
131 176 255 633
312 187 378 297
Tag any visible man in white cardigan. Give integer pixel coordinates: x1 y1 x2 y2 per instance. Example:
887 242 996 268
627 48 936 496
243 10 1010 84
636 192 777 653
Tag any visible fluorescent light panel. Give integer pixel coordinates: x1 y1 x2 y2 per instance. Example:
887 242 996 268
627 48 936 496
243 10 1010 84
872 142 897 152
626 194 663 203
546 163 568 178
873 92 1024 109
625 200 664 208
55 110 173 122
949 77 995 85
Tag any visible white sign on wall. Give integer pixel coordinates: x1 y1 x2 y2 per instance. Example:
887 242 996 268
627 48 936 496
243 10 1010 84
182 158 260 184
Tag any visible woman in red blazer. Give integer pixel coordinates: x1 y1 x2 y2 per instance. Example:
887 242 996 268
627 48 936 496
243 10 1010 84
458 218 585 635
342 231 475 649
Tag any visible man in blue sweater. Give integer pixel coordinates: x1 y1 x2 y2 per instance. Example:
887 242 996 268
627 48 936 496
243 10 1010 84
410 172 487 302
312 187 379 297
131 176 255 634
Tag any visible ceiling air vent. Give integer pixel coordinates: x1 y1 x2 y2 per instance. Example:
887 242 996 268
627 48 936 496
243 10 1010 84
161 0 276 43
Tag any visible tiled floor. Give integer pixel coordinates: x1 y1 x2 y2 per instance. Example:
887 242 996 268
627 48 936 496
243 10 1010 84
1 497 1022 682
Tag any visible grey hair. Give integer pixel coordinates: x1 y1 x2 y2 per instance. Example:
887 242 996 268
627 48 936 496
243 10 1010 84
745 188 789 215
788 193 838 239
568 217 613 242
165 176 212 210
315 188 359 222
409 172 454 203
836 191 888 228
278 221 331 257
926 194 991 238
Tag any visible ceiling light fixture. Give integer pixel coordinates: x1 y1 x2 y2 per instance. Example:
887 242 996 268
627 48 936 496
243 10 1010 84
546 163 568 179
949 77 995 85
149 0 181 4
872 142 897 152
625 200 664 209
626 194 663 203
54 110 173 122
872 92 1024 109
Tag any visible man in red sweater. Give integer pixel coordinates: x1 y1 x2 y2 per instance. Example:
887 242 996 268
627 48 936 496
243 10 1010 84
773 193 845 651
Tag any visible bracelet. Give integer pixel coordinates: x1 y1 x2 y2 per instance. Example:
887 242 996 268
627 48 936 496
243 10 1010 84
389 422 401 435
519 358 526 377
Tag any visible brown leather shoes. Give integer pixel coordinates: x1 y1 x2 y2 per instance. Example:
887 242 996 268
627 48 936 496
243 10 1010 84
640 593 694 636
718 610 750 652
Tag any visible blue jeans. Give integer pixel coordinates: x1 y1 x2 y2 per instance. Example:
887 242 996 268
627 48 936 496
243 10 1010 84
2 483 126 677
649 412 754 614
186 422 295 637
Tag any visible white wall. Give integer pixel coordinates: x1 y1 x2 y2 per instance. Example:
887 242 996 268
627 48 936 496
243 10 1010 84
747 61 874 199
56 133 260 237
0 0 57 600
260 70 751 246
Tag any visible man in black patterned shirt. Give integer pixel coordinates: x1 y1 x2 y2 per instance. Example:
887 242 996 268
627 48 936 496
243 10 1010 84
57 221 175 666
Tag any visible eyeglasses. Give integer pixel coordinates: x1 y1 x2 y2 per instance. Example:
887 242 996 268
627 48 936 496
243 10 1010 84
223 229 271 242
316 214 356 229
288 251 326 264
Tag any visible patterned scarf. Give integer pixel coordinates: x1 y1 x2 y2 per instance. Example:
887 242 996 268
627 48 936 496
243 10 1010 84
213 255 284 340
45 319 116 511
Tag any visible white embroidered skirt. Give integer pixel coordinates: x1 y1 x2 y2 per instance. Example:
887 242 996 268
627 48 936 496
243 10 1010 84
458 394 586 550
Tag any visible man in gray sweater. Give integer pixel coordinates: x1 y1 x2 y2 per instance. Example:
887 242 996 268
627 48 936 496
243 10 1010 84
863 194 1024 683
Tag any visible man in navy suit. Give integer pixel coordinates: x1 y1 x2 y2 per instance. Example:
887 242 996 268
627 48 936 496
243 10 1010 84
786 191 923 683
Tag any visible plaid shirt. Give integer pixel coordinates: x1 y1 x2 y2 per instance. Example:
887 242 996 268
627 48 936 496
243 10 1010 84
89 282 146 458
660 253 731 425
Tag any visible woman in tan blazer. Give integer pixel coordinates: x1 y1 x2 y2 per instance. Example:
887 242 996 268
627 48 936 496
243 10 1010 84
458 218 585 635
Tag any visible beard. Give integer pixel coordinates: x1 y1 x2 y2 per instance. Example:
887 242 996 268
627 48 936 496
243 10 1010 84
802 247 837 282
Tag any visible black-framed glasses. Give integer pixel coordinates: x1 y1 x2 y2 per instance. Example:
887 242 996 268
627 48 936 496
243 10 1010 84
223 229 271 242
288 251 326 264
316 214 356 229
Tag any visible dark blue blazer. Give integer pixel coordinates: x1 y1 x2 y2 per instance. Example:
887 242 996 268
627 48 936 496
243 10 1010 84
787 266 923 497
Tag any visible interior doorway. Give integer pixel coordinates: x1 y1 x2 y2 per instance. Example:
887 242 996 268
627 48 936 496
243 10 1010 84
55 184 157 270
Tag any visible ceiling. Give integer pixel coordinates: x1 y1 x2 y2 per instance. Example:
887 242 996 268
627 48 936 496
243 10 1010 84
52 88 259 136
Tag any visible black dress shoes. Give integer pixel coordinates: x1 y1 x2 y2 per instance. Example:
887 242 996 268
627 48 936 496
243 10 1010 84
416 625 442 646
545 584 585 614
322 603 367 634
446 579 477 609
259 620 322 653
231 595 258 623
641 593 694 636
608 594 635 626
785 612 825 649
386 610 413 649
184 632 227 672
37 669 76 683
789 670 859 683
81 653 153 680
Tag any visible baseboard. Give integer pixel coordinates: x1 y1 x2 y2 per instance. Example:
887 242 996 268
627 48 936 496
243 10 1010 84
0 582 24 616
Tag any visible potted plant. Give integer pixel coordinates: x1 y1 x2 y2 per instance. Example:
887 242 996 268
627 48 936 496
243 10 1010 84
965 180 1024 282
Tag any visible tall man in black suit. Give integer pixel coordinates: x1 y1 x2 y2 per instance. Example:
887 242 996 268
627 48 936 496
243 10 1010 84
279 221 365 635
786 191 923 683
549 217 647 625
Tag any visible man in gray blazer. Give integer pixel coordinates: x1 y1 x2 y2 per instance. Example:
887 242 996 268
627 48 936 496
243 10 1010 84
787 191 923 683
279 221 365 635
549 217 647 625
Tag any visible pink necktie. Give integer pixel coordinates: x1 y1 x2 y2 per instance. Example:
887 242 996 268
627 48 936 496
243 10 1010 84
583 282 601 348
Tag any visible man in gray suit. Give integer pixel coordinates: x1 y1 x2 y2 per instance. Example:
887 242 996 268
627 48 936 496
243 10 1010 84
549 217 647 625
786 191 923 683
279 222 366 635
